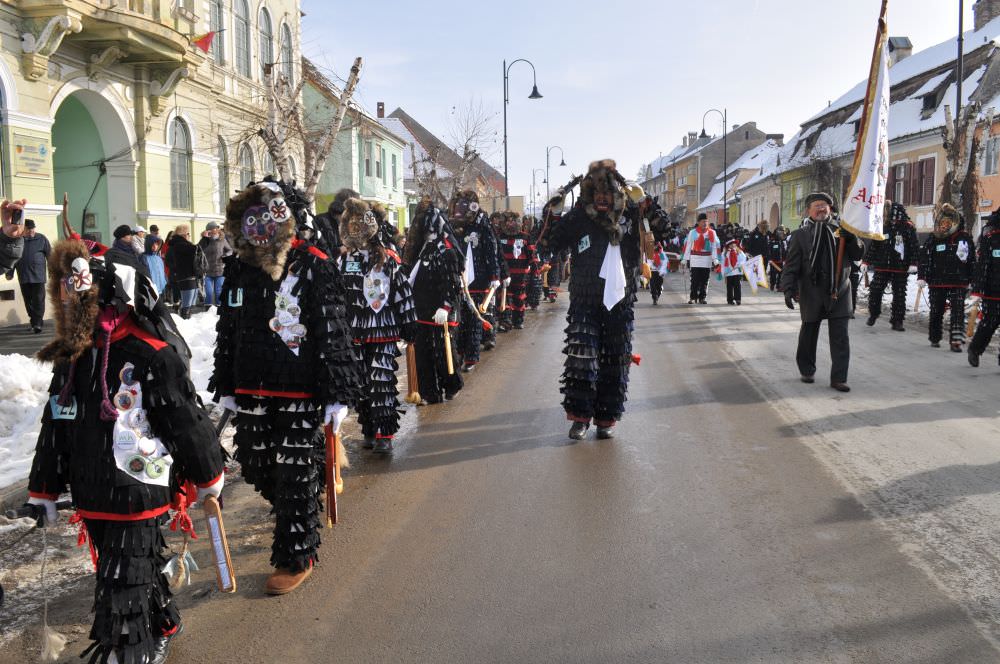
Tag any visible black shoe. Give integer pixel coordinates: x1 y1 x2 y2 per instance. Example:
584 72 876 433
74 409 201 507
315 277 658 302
444 390 458 401
800 375 815 384
866 316 877 326
969 349 981 367
891 323 905 332
31 326 41 334
151 624 184 664
483 340 496 351
568 422 589 440
735 301 741 306
699 299 707 304
513 323 524 329
373 438 393 455
930 341 941 348
950 342 963 353
830 382 851 393
727 300 734 305
687 299 695 304
362 437 375 450
596 426 615 439
462 363 476 373
652 299 658 305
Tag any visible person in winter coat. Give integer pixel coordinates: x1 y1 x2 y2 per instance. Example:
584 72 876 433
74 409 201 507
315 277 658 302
197 221 233 307
29 240 225 664
1 198 26 276
15 219 51 332
682 213 721 304
105 224 149 277
969 208 1000 367
131 225 147 255
865 202 919 331
744 220 771 261
165 224 205 319
781 192 864 392
143 235 168 293
721 237 748 305
312 188 357 256
768 227 787 291
918 204 975 351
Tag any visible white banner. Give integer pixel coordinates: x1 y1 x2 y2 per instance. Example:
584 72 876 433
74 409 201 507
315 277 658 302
741 255 769 295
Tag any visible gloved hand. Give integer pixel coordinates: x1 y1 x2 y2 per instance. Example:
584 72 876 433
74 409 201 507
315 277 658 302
503 277 511 287
490 280 501 290
784 290 797 310
218 395 238 413
196 474 225 503
324 403 348 432
26 496 58 527
433 307 450 325
917 279 927 289
908 265 918 274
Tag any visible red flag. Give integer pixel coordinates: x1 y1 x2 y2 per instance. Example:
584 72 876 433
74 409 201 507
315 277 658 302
192 32 216 53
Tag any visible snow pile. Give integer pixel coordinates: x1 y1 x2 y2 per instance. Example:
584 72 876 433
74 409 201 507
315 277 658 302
0 354 53 488
0 311 221 491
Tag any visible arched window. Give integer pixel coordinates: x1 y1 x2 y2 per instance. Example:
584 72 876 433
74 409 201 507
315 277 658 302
209 0 225 62
262 151 275 178
259 8 274 77
239 144 254 187
169 118 192 210
217 137 229 213
234 0 251 77
280 24 294 84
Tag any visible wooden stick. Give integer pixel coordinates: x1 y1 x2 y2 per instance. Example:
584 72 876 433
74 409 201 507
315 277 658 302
405 343 421 404
324 423 338 527
499 286 508 314
442 324 454 375
912 283 925 313
479 285 498 314
832 235 847 300
967 298 981 338
202 496 236 593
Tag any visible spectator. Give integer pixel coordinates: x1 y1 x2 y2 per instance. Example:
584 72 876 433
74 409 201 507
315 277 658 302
143 235 167 294
197 221 233 307
165 223 206 319
149 224 160 241
105 224 149 275
1 198 27 275
131 225 147 255
15 218 51 333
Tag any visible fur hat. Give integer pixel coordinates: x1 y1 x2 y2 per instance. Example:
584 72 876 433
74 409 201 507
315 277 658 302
37 239 99 364
113 224 133 240
580 159 627 243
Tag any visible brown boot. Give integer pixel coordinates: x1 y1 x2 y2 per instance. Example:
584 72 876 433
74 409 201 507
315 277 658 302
265 565 313 595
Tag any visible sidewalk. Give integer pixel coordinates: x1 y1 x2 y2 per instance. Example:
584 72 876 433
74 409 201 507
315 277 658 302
0 322 53 358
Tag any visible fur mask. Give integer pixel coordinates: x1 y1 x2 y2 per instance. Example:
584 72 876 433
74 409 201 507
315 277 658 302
501 212 522 237
38 239 100 364
340 198 378 250
225 182 296 280
933 203 960 238
580 159 627 243
449 190 481 231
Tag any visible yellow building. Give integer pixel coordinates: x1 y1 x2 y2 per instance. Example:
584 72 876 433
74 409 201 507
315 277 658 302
0 0 303 326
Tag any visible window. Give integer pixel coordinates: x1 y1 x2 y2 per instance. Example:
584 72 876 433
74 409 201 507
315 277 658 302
365 141 373 177
238 144 255 186
259 8 274 76
262 151 275 177
985 136 1000 176
918 157 936 205
376 145 383 180
209 0 225 62
391 154 398 189
887 163 906 204
169 118 192 210
234 0 251 77
217 137 229 213
280 24 293 84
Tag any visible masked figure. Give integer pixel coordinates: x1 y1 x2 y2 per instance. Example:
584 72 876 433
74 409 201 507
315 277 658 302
524 215 545 310
338 199 416 454
210 180 365 595
27 240 225 664
865 202 919 331
497 212 537 329
918 204 975 351
968 209 1000 367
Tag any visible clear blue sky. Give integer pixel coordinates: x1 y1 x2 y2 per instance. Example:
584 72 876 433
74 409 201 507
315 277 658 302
302 0 973 202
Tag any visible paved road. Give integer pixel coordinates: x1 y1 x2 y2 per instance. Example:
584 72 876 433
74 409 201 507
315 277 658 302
160 278 999 664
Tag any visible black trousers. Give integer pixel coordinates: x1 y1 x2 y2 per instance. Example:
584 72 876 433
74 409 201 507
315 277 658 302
460 292 487 364
726 275 742 303
868 271 908 325
414 322 463 401
690 267 710 301
796 316 851 384
19 281 45 327
649 271 663 301
969 299 1000 358
927 287 967 344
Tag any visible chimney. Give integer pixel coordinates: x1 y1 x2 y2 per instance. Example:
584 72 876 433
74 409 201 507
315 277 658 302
682 135 689 147
888 36 913 66
765 133 785 146
974 0 1000 31
377 102 385 118
688 131 698 144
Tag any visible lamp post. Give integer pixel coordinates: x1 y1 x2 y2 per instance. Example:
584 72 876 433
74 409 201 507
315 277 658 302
531 168 545 215
700 108 727 226
503 58 543 208
545 145 566 199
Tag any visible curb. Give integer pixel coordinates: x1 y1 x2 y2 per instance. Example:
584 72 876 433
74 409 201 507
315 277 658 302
0 480 28 515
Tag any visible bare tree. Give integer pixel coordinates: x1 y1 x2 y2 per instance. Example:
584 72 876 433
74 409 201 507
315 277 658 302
941 102 993 224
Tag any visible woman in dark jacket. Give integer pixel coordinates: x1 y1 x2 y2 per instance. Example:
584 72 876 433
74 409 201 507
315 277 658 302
165 224 204 318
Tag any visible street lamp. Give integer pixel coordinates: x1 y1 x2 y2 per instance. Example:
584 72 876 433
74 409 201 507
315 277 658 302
545 145 566 199
503 58 543 208
531 168 545 215
700 108 728 225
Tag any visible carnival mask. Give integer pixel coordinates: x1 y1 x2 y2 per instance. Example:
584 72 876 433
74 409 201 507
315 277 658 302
502 214 521 236
344 210 379 250
242 196 291 246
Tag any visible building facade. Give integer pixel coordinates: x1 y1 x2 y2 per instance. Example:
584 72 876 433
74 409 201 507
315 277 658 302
0 0 303 325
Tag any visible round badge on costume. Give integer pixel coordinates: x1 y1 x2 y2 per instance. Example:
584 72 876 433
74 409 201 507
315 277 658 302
115 430 138 451
269 317 282 332
278 310 295 326
127 455 146 474
146 458 167 479
287 304 301 317
289 323 306 337
114 391 135 411
119 363 137 387
137 437 157 456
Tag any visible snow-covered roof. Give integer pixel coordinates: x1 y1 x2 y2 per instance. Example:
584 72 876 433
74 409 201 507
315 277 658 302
806 14 1000 124
639 138 713 180
697 174 739 211
378 115 454 180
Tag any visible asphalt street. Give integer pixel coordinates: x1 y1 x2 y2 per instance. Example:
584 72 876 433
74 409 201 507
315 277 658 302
150 275 1000 664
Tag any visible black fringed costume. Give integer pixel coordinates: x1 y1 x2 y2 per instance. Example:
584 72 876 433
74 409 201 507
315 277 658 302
29 245 224 664
918 207 975 348
211 182 364 574
404 202 465 403
450 191 499 368
498 219 538 329
865 203 919 327
970 212 1000 363
525 217 544 309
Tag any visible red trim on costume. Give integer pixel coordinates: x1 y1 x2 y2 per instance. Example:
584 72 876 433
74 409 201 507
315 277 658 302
375 434 393 440
354 336 401 344
109 316 169 350
509 268 531 274
29 491 60 501
416 319 459 327
235 388 316 398
928 283 971 289
162 625 180 637
973 293 1000 301
195 472 223 489
873 268 912 274
386 249 401 262
566 413 591 424
75 504 171 522
444 238 453 249
594 419 616 428
291 238 330 260
631 354 642 366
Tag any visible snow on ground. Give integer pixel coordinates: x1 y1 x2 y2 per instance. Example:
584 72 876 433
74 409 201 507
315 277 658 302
0 311 220 492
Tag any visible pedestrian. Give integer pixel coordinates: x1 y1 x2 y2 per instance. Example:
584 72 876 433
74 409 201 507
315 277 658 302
197 221 232 307
149 224 160 241
106 224 149 276
1 198 26 276
14 218 51 332
781 192 864 392
131 225 147 255
449 190 500 370
968 208 1000 367
682 212 721 304
143 235 167 293
29 239 225 664
312 188 357 256
768 227 787 290
721 237 747 305
211 181 365 594
865 202 919 331
165 223 205 319
649 243 666 305
745 220 770 262
918 204 975 351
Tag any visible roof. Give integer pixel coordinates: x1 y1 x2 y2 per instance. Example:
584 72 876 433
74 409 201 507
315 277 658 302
639 137 713 180
697 174 739 211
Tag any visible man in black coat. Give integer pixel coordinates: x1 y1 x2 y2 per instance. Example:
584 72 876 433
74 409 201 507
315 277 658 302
781 192 864 392
744 220 770 262
15 219 50 332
